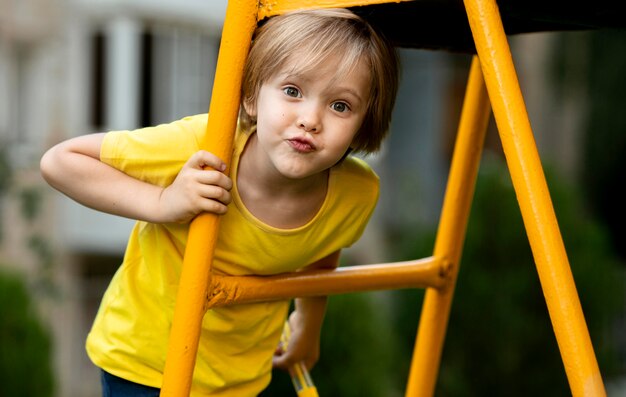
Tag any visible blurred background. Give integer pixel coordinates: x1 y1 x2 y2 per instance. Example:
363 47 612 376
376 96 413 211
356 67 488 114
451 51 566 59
0 0 624 396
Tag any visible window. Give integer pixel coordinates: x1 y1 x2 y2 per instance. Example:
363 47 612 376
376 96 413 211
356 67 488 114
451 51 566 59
144 24 218 126
90 31 107 130
89 22 218 130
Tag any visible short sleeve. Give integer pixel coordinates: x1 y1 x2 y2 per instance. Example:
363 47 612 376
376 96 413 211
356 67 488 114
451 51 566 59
100 114 208 187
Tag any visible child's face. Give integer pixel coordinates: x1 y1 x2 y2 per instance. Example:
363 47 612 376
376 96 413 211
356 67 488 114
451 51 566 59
245 54 370 180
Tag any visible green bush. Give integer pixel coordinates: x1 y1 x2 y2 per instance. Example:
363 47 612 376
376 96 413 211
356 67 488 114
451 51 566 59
390 156 624 396
0 269 54 397
551 29 626 260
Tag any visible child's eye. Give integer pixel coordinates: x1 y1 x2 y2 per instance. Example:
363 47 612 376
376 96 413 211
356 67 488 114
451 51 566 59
331 102 349 113
283 86 301 98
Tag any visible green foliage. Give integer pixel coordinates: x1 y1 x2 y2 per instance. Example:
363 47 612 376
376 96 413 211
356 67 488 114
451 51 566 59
0 145 11 194
262 292 402 397
389 156 624 396
27 234 59 298
581 30 626 259
0 269 55 397
551 29 626 259
0 146 11 243
19 187 44 222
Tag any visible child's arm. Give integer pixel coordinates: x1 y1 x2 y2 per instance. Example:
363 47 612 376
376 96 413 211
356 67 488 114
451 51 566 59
40 133 232 223
273 251 340 371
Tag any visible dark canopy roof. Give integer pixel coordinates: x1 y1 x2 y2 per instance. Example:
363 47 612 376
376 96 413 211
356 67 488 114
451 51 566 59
351 0 626 52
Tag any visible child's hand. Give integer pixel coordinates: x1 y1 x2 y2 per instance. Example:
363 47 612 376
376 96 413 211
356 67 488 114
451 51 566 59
273 308 321 372
158 150 233 223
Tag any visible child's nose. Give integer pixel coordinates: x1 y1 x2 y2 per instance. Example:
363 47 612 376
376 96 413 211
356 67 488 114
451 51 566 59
298 121 318 132
297 104 322 133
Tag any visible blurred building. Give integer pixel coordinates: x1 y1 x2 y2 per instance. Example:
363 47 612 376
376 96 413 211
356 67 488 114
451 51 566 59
0 0 600 396
1 1 227 395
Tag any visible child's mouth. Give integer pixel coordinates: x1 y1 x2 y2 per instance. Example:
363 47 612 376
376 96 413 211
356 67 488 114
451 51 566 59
287 138 316 153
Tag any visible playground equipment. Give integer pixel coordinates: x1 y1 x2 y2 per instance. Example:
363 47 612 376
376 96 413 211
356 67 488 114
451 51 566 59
159 1 625 396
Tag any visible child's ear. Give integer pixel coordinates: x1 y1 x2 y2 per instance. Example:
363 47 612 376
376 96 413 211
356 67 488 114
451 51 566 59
243 98 257 118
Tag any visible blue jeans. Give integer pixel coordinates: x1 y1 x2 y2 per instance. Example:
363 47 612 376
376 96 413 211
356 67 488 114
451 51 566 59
101 370 160 397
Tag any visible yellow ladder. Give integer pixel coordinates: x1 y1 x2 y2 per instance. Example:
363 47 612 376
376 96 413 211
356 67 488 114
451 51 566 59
160 1 606 396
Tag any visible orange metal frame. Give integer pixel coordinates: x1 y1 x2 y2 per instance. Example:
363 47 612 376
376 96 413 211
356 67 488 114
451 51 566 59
160 1 606 396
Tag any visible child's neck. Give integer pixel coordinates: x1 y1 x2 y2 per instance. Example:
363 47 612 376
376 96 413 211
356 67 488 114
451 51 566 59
237 134 329 229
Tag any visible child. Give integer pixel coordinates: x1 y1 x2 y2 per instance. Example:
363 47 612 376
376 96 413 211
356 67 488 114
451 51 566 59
41 8 398 396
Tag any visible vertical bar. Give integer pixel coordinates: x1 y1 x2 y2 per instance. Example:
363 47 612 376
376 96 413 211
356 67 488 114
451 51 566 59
463 0 606 395
406 57 491 396
160 1 259 395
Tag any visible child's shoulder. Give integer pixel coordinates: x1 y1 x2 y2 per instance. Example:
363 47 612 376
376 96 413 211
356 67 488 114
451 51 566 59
336 156 379 182
177 113 209 138
333 156 380 195
330 156 379 210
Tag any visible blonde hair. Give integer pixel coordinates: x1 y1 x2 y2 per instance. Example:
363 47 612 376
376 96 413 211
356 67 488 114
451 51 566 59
240 8 399 154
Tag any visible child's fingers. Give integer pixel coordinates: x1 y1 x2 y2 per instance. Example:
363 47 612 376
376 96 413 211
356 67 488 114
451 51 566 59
195 168 233 191
197 184 232 206
273 343 296 371
195 196 230 215
272 350 292 371
187 150 227 172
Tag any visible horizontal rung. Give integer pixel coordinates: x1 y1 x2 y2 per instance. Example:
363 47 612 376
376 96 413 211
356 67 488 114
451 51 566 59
206 256 449 308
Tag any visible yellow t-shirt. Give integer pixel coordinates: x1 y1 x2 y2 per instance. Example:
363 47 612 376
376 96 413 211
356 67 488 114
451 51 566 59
86 114 379 396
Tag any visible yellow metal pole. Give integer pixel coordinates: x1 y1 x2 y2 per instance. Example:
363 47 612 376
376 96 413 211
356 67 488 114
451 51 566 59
406 57 491 396
206 257 446 308
464 0 606 395
258 0 413 19
160 1 258 395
